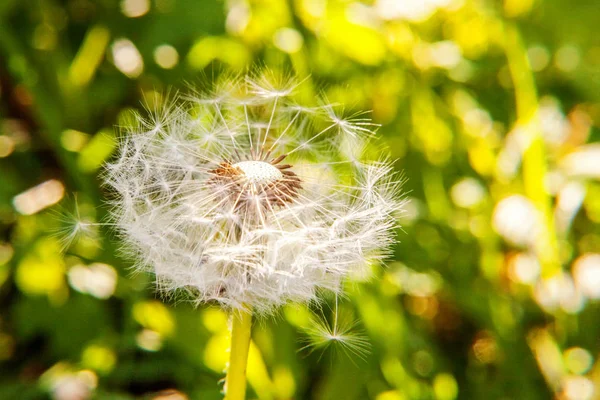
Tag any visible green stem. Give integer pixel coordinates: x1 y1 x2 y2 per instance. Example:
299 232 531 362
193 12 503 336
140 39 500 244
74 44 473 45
225 309 252 400
503 22 561 278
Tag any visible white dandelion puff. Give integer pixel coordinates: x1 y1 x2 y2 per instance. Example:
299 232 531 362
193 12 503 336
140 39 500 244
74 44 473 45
103 72 403 313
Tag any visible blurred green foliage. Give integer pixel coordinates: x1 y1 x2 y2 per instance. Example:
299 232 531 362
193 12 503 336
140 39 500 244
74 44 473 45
1 0 600 399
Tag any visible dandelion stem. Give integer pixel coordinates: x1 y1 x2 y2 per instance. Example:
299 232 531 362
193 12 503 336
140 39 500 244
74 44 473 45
225 309 252 400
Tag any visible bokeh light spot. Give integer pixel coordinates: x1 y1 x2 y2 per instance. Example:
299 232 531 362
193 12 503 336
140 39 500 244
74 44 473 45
527 45 550 71
564 347 593 375
68 263 117 299
61 129 90 152
273 28 303 54
133 301 175 336
433 373 458 400
562 375 594 400
573 253 600 299
136 329 163 352
81 345 116 374
492 195 540 247
450 178 485 209
555 45 581 72
154 44 179 69
13 179 65 215
121 0 150 18
111 39 144 78
0 136 15 158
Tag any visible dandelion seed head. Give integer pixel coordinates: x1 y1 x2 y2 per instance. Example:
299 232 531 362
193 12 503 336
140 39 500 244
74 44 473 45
104 72 403 313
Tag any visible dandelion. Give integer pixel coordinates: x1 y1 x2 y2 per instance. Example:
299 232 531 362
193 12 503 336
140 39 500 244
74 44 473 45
103 72 403 399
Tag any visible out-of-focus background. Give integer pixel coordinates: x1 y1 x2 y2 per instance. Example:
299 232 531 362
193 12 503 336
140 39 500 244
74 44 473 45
1 0 600 399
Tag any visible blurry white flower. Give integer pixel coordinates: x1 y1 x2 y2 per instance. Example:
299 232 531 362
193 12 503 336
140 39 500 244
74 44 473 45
104 73 403 313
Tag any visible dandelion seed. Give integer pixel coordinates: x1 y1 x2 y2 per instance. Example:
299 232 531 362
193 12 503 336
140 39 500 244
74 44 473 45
103 72 403 314
300 297 371 362
51 197 102 251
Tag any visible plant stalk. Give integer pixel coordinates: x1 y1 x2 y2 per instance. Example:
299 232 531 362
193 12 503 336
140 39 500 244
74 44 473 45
503 22 561 278
225 309 252 400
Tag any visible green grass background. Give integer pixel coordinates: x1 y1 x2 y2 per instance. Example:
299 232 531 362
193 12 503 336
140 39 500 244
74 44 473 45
1 0 600 399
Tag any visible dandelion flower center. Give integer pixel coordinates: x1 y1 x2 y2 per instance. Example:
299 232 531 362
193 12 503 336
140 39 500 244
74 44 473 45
233 161 283 185
209 153 303 209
